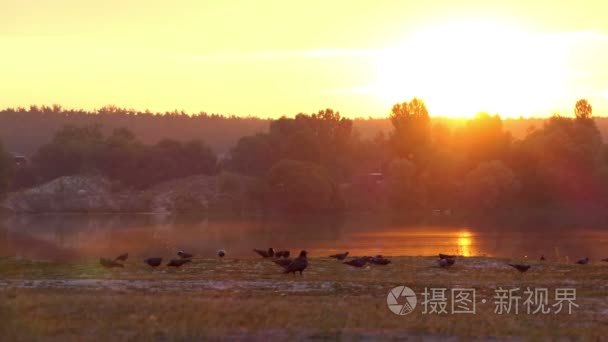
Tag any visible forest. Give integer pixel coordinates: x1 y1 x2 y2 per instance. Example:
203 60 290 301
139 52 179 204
0 99 606 217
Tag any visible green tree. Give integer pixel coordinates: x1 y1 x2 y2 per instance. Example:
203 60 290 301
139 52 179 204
0 140 14 195
575 99 592 120
389 97 431 161
267 159 341 212
463 160 519 210
386 158 426 209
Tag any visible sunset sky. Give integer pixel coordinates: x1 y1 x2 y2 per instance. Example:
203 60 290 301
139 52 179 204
1 0 608 118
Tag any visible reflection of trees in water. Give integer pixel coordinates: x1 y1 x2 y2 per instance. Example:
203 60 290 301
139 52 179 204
1 214 606 260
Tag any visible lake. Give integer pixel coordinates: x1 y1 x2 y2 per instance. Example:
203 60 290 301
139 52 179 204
1 214 607 262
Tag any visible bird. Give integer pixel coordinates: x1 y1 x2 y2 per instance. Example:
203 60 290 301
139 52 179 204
602 258 608 262
439 257 456 268
144 257 163 267
540 255 546 261
508 263 531 273
370 255 391 265
576 257 590 265
177 250 193 259
273 258 293 269
439 253 457 259
329 252 349 260
115 253 128 262
167 259 192 267
343 257 369 268
100 257 124 268
284 250 308 275
217 249 226 258
275 250 290 258
253 248 275 258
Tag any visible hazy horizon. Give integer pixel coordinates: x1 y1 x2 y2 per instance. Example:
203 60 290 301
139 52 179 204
2 0 608 118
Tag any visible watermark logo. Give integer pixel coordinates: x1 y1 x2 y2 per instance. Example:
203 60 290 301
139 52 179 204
387 286 417 315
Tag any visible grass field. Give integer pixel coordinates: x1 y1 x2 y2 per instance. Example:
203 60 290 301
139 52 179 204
1 256 607 341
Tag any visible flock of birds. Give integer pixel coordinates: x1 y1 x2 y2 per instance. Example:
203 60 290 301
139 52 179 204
99 248 608 275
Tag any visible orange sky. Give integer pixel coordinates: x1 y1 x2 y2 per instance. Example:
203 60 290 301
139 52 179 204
1 0 607 118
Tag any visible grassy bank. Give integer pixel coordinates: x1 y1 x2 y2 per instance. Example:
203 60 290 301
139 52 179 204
1 256 607 340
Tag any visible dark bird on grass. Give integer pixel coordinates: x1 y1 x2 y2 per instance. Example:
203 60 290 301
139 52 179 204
254 248 275 258
115 253 128 262
100 257 124 268
344 257 369 268
439 257 456 268
370 255 391 265
540 255 546 261
167 259 192 267
576 257 590 265
439 253 457 259
217 249 226 258
275 250 290 258
508 263 531 273
177 250 193 259
284 250 308 275
144 257 163 267
329 252 349 260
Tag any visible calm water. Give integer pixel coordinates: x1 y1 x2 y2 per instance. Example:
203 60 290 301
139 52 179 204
1 214 607 262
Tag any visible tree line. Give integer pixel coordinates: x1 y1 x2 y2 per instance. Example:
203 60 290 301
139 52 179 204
0 98 606 217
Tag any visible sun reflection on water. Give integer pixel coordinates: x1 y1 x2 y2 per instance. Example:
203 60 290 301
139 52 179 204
457 231 473 256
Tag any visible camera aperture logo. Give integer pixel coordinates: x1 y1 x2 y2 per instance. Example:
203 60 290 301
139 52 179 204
387 286 417 315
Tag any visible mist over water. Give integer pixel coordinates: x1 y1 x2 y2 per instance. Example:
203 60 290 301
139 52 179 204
1 214 606 262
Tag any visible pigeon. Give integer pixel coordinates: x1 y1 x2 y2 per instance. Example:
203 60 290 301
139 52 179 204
576 257 590 265
115 253 128 262
144 257 163 267
344 257 369 268
100 257 124 268
217 249 226 258
254 248 275 258
370 255 391 265
439 257 456 268
273 258 293 269
439 253 457 259
540 255 546 261
177 250 193 259
284 250 308 275
275 250 290 258
508 263 531 273
329 252 349 260
167 259 192 267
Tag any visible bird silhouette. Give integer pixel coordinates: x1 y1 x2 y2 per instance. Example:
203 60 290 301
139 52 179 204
439 253 457 259
576 257 590 265
177 250 193 259
508 263 531 273
100 257 124 268
344 257 369 268
540 255 546 261
275 250 290 258
284 250 308 275
115 253 128 262
217 249 226 258
273 258 292 269
144 257 163 267
601 258 608 262
254 248 275 258
439 257 456 268
329 252 349 260
370 255 391 265
167 259 192 267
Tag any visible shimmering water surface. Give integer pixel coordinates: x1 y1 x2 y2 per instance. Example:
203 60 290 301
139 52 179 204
1 214 607 262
